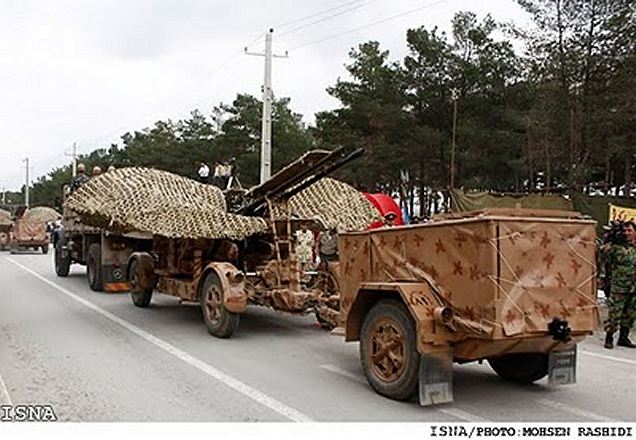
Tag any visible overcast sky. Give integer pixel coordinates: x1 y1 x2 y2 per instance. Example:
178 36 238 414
0 0 532 191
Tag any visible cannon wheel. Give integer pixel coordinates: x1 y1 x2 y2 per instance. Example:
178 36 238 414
200 270 239 338
129 259 153 307
87 243 103 291
360 299 419 401
488 353 548 383
54 239 71 277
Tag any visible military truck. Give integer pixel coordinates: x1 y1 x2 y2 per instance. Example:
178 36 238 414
338 208 598 405
10 207 49 254
53 185 152 293
0 209 12 251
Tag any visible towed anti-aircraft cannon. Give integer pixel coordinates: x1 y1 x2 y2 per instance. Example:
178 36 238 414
64 148 379 337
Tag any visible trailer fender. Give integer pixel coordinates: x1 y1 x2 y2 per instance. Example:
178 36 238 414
345 282 452 350
200 262 247 314
126 252 156 290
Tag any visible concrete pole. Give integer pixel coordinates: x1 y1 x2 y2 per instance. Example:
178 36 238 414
72 142 77 177
24 157 29 208
260 29 273 184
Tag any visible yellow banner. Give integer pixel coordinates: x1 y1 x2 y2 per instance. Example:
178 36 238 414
609 204 636 222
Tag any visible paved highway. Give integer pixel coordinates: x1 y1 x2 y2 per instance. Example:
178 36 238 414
1 249 634 422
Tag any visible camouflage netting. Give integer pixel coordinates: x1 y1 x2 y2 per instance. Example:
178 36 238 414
0 209 11 227
23 206 60 224
288 177 381 232
65 167 268 240
65 167 379 239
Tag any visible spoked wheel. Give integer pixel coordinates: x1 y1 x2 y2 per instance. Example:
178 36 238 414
129 259 153 307
200 270 239 338
360 300 419 401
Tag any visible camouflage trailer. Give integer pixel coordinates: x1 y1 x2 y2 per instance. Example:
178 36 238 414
338 209 598 405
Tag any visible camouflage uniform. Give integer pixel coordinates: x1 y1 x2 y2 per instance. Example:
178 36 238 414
604 243 636 333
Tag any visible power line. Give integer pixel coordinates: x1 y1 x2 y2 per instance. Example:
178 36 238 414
78 32 265 149
289 0 452 51
275 0 366 30
278 0 377 38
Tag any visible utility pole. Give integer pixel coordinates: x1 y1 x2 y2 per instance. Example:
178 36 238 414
66 142 78 177
23 157 30 208
1 187 5 205
246 29 288 184
450 88 458 190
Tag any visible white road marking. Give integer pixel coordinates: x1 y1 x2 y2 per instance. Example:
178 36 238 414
581 349 636 366
0 370 12 406
7 257 313 422
536 398 618 422
319 364 490 422
437 408 489 423
320 364 367 384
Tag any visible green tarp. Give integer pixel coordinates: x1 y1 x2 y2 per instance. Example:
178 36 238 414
572 193 636 233
451 189 573 212
451 189 636 235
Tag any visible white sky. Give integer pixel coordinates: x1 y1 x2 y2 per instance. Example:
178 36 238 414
0 0 532 191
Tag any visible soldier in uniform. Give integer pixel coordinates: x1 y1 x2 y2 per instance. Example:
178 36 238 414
294 222 315 274
69 163 89 192
604 221 636 349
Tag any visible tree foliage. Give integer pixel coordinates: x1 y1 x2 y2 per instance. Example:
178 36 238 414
25 3 634 217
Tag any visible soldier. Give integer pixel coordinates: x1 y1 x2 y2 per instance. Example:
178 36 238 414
92 166 102 176
604 221 636 349
294 222 315 273
69 163 89 192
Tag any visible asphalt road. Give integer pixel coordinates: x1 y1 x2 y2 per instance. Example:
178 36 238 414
1 249 635 422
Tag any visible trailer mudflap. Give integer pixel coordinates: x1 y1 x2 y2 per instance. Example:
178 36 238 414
419 347 453 406
548 344 577 385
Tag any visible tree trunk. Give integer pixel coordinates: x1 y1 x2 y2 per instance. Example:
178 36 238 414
625 154 632 197
604 157 611 195
545 142 552 192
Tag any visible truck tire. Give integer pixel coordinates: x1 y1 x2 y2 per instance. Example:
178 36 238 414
129 259 153 307
200 270 239 338
360 299 419 401
54 239 71 277
87 243 103 291
41 245 49 254
488 353 549 383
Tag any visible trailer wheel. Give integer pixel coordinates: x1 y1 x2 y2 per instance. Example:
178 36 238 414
87 243 103 291
200 270 239 338
54 240 71 277
129 259 153 307
41 245 49 254
360 299 419 401
488 353 548 383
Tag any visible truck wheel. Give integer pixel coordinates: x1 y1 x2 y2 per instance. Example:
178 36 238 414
129 259 153 307
87 243 103 291
54 240 71 277
200 270 239 338
360 299 419 401
488 353 548 383
41 245 49 254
